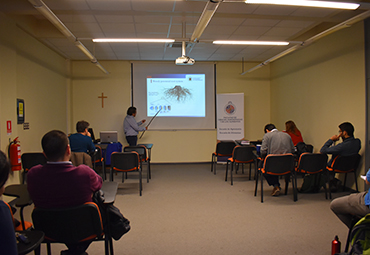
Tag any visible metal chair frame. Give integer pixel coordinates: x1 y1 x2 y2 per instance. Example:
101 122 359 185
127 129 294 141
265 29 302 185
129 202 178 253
326 154 361 199
211 141 236 175
124 145 151 183
295 152 328 198
225 145 257 185
254 153 297 203
110 152 143 196
32 202 113 255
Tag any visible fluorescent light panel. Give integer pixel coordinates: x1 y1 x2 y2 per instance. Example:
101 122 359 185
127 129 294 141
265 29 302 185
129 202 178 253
213 40 289 45
244 0 360 10
93 38 175 43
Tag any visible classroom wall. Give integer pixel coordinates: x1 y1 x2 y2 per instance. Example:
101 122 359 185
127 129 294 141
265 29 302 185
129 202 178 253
71 61 271 163
269 22 366 190
0 13 69 186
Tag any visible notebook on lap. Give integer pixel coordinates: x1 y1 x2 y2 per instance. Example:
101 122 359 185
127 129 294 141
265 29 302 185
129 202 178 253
100 131 118 143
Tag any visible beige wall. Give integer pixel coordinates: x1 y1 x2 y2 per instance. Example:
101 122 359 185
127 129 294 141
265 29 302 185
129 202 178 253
0 10 367 186
270 22 366 189
0 13 69 187
71 61 271 163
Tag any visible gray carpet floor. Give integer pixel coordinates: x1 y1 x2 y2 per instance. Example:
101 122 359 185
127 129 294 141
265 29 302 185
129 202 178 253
21 163 352 255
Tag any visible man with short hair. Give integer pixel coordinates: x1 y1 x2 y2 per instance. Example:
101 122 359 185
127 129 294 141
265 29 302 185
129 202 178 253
320 122 361 166
123 106 147 146
28 130 102 255
260 123 295 196
68 120 95 153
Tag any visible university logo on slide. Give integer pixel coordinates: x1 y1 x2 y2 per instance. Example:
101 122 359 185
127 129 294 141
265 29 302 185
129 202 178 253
224 101 236 115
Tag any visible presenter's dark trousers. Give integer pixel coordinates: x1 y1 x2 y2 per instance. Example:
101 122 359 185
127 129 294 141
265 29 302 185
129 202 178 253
126 136 137 146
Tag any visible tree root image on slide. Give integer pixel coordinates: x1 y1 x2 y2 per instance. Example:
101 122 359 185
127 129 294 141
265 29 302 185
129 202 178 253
164 85 191 102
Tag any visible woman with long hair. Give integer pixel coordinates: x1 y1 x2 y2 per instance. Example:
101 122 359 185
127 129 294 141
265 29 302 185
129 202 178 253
285 120 304 146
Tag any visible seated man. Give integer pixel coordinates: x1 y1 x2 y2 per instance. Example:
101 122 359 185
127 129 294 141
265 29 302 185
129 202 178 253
320 122 361 166
27 130 102 255
260 123 295 196
330 168 370 228
68 120 95 154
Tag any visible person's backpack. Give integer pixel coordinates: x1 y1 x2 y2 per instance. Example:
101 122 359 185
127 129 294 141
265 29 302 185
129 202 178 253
348 214 370 255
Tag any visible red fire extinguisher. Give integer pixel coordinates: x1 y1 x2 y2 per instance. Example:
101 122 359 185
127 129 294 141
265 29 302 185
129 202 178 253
331 235 341 255
9 137 21 171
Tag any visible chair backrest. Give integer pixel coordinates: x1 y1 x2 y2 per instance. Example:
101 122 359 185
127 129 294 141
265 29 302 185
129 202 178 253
329 154 361 173
32 202 103 244
111 152 140 172
124 146 147 161
91 146 103 163
215 141 237 156
232 145 257 162
70 152 93 168
21 152 47 171
296 153 328 174
263 153 295 175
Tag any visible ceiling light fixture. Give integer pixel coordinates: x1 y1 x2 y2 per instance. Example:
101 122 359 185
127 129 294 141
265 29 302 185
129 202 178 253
190 0 222 43
244 0 360 10
213 40 289 45
28 0 109 74
93 38 175 43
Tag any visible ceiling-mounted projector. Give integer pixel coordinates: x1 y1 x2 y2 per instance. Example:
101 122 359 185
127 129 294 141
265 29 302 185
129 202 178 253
175 56 195 65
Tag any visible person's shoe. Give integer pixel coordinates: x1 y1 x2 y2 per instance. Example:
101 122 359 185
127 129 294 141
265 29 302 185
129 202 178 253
271 186 281 196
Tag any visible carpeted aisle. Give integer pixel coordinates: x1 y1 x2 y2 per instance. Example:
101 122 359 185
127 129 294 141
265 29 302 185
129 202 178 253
24 163 351 255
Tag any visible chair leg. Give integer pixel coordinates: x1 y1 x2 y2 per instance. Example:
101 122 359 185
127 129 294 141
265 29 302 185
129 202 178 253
147 162 149 183
254 170 259 196
225 161 229 182
292 172 297 202
261 172 264 203
214 156 217 175
327 171 332 200
343 173 348 192
139 170 142 196
47 243 52 255
211 154 214 172
148 161 151 180
231 162 234 186
249 164 252 180
284 175 289 195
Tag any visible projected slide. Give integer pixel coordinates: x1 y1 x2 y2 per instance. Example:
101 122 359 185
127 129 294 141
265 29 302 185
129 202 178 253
147 74 205 117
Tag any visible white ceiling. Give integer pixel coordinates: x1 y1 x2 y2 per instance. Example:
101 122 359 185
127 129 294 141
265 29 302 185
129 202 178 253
1 0 370 63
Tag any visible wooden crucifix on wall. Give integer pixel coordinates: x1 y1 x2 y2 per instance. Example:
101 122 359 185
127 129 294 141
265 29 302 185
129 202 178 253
98 92 107 108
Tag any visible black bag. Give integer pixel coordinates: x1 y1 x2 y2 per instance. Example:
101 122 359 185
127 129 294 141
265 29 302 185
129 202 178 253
106 204 131 240
295 142 313 158
299 173 326 193
93 190 131 240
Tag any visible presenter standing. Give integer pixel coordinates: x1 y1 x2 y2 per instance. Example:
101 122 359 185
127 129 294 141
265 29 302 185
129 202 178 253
124 106 147 146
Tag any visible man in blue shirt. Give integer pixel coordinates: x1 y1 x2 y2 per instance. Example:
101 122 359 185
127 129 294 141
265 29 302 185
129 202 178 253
123 107 147 146
68 120 96 153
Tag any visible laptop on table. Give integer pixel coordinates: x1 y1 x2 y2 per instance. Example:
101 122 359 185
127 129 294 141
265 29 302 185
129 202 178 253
99 131 118 143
